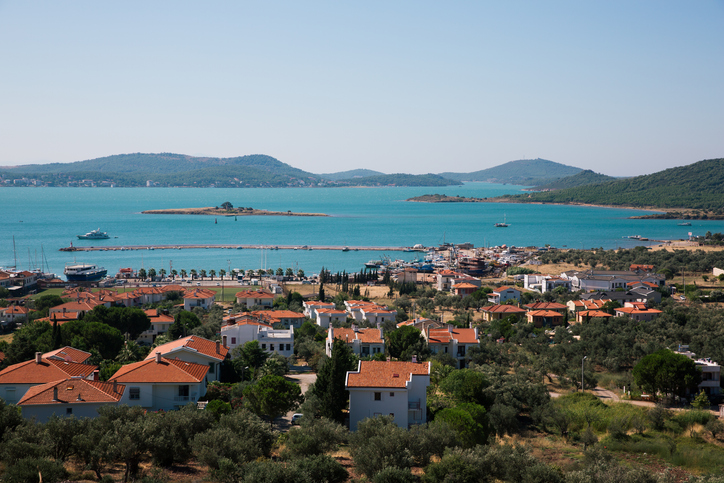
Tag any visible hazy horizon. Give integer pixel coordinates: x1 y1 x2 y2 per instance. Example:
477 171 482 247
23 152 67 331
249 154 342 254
1 2 722 177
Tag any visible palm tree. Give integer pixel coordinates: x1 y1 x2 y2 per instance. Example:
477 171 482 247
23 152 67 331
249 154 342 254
209 269 216 280
276 267 284 276
200 269 207 279
159 268 167 279
297 269 305 278
171 269 178 279
247 269 254 278
219 269 226 280
190 269 197 279
180 269 187 279
138 268 147 280
286 268 294 277
148 268 157 280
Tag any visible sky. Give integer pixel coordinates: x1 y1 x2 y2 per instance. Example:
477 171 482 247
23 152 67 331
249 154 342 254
0 1 722 176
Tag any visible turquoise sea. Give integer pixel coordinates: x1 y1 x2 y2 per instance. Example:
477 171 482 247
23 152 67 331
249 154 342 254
2 184 723 278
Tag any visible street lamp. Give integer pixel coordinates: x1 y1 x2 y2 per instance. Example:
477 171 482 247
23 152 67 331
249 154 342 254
582 356 587 392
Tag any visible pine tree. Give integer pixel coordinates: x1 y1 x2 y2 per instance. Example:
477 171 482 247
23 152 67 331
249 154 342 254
310 339 357 424
52 317 62 349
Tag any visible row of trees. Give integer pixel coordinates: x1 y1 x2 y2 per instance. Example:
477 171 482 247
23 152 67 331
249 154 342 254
136 267 305 281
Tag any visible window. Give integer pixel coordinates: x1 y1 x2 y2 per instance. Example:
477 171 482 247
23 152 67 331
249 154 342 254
130 387 140 400
66 408 73 415
270 344 275 351
231 337 236 344
262 344 266 350
286 344 291 351
179 385 189 397
374 392 381 401
390 392 395 397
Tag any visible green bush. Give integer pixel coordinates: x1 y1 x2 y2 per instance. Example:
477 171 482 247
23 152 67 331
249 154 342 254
373 466 416 483
3 457 68 483
294 454 348 483
283 418 348 458
350 416 412 478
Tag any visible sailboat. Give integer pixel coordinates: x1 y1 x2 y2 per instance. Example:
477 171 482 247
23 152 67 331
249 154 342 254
494 214 510 227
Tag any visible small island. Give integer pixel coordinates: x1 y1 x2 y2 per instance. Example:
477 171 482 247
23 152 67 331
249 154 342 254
142 202 328 217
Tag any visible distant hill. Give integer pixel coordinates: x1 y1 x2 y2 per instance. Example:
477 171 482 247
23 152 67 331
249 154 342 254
440 158 582 185
0 153 458 188
321 169 385 180
527 170 616 191
501 158 724 211
339 173 462 187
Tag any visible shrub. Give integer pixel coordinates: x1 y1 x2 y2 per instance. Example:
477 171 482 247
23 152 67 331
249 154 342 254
373 466 416 483
294 454 348 483
350 416 412 478
3 457 68 483
283 418 348 458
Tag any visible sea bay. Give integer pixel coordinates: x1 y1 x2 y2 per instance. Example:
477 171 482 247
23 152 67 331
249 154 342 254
2 184 723 278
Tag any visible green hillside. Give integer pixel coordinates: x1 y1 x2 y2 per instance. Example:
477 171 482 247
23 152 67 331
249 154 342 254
503 158 724 211
440 158 582 184
528 170 616 191
321 169 385 180
339 173 462 187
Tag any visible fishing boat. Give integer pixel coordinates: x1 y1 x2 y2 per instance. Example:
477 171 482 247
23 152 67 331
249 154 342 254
64 263 108 281
677 222 692 226
494 214 510 228
77 228 110 240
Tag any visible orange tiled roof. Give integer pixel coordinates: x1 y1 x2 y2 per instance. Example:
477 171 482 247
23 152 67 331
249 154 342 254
347 360 430 388
578 310 612 318
144 309 175 323
481 304 526 314
18 378 125 405
50 301 99 314
0 358 97 384
494 286 519 293
183 288 216 300
527 310 564 317
454 283 478 289
0 351 5 363
110 356 209 383
316 308 347 315
333 328 383 344
43 346 93 364
236 289 274 299
2 305 30 315
616 307 662 315
524 302 567 310
145 335 228 362
161 284 186 292
427 328 478 344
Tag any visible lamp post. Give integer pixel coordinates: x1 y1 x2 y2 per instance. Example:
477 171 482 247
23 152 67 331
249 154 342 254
582 356 587 392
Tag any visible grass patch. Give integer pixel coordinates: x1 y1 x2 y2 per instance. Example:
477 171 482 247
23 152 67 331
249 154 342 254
596 372 632 391
0 333 13 344
603 432 724 473
29 288 65 299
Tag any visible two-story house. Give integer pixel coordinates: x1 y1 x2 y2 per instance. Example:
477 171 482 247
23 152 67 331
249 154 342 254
487 286 521 304
145 335 229 382
327 326 384 358
424 326 479 368
346 359 431 431
17 378 126 422
235 289 275 308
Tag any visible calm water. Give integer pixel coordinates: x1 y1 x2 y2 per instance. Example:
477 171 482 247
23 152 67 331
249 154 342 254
2 184 723 277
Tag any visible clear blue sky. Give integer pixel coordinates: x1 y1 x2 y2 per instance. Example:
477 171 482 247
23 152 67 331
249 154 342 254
1 1 722 176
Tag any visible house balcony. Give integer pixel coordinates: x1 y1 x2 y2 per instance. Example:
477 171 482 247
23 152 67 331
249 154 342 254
408 400 421 410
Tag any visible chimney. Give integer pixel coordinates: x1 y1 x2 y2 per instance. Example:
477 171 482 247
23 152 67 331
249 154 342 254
113 380 118 393
52 386 58 401
155 352 162 363
412 354 417 363
448 325 453 333
76 393 83 401
216 340 220 354
35 352 42 364
377 322 383 339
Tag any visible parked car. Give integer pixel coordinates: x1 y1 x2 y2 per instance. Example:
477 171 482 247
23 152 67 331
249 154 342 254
291 413 303 425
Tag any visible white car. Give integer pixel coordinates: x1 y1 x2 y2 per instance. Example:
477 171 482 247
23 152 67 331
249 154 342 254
291 413 303 425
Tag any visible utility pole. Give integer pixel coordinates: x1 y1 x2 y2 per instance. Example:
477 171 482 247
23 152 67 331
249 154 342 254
582 356 587 392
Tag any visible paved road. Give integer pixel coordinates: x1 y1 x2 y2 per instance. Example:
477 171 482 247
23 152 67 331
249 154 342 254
276 372 317 431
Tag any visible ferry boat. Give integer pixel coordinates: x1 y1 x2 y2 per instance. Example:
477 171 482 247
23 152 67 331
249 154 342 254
64 263 108 282
77 228 110 240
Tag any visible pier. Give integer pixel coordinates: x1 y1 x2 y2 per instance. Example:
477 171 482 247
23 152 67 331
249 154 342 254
59 244 427 253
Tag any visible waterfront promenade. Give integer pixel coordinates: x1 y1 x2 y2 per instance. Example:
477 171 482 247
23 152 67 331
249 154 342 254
60 244 424 252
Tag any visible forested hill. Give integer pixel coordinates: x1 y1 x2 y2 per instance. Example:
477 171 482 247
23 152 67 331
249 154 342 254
502 158 724 211
0 153 458 188
339 173 462 187
321 169 385 180
440 158 582 184
527 170 617 191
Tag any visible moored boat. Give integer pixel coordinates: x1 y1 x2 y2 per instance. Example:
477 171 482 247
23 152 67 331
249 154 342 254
64 263 108 281
77 228 110 240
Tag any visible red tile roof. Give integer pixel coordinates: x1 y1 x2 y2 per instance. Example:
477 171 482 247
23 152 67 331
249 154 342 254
332 328 383 344
481 304 526 314
527 310 564 317
347 360 430 388
524 302 567 311
0 358 97 384
578 310 612 318
2 305 30 315
427 328 478 344
43 346 93 364
18 378 125 405
316 308 347 315
493 286 519 293
183 288 216 300
110 356 209 383
145 336 228 362
144 309 175 323
236 289 274 299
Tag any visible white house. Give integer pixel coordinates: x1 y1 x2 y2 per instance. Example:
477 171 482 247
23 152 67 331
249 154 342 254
315 308 348 328
359 306 397 325
326 326 385 358
109 353 209 411
17 378 125 423
235 289 274 308
183 288 216 311
424 326 479 369
136 309 175 345
0 305 30 325
250 310 306 329
0 351 97 405
303 301 336 319
487 286 521 304
346 360 431 431
144 335 229 382
523 275 572 293
220 320 294 357
675 346 721 396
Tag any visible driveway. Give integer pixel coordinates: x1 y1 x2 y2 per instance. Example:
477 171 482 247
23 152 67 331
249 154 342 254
276 372 317 431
